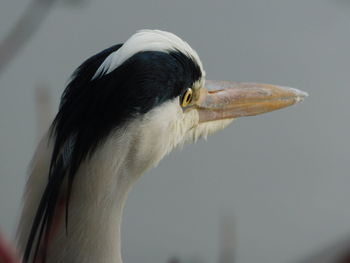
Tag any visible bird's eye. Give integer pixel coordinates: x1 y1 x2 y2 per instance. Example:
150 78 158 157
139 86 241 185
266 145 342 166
181 88 193 107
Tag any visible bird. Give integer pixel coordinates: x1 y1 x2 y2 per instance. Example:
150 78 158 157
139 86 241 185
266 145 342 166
14 29 307 263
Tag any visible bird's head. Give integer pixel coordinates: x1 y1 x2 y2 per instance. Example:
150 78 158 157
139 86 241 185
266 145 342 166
51 29 308 175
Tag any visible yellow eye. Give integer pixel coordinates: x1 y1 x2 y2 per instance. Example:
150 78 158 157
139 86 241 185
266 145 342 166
181 88 193 107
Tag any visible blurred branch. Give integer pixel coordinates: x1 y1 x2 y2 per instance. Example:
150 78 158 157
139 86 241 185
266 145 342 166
298 236 350 263
168 256 181 263
0 0 57 75
35 83 53 140
218 215 235 263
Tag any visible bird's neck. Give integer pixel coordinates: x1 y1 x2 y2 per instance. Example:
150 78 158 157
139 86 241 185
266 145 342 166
50 169 132 263
48 157 134 263
17 128 166 263
18 104 189 263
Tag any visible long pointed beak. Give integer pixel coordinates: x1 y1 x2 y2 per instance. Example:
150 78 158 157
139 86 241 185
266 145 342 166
197 80 308 123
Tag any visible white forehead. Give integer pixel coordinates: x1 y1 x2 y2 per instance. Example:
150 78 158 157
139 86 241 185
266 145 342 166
92 29 204 80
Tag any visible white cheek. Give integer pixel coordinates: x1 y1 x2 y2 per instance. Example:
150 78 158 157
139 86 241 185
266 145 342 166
131 100 195 170
127 99 234 172
168 107 199 148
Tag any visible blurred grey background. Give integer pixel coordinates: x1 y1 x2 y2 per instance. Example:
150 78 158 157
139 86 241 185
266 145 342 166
0 0 349 263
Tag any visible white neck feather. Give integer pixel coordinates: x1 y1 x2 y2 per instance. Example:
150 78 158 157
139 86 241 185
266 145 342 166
17 131 140 263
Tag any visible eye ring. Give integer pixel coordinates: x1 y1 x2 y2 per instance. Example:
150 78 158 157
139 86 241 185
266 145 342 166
181 88 193 107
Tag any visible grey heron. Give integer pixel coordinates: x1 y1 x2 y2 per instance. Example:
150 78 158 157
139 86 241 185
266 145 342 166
14 29 307 263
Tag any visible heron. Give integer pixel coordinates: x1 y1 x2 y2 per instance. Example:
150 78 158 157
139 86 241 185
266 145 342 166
13 29 307 263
